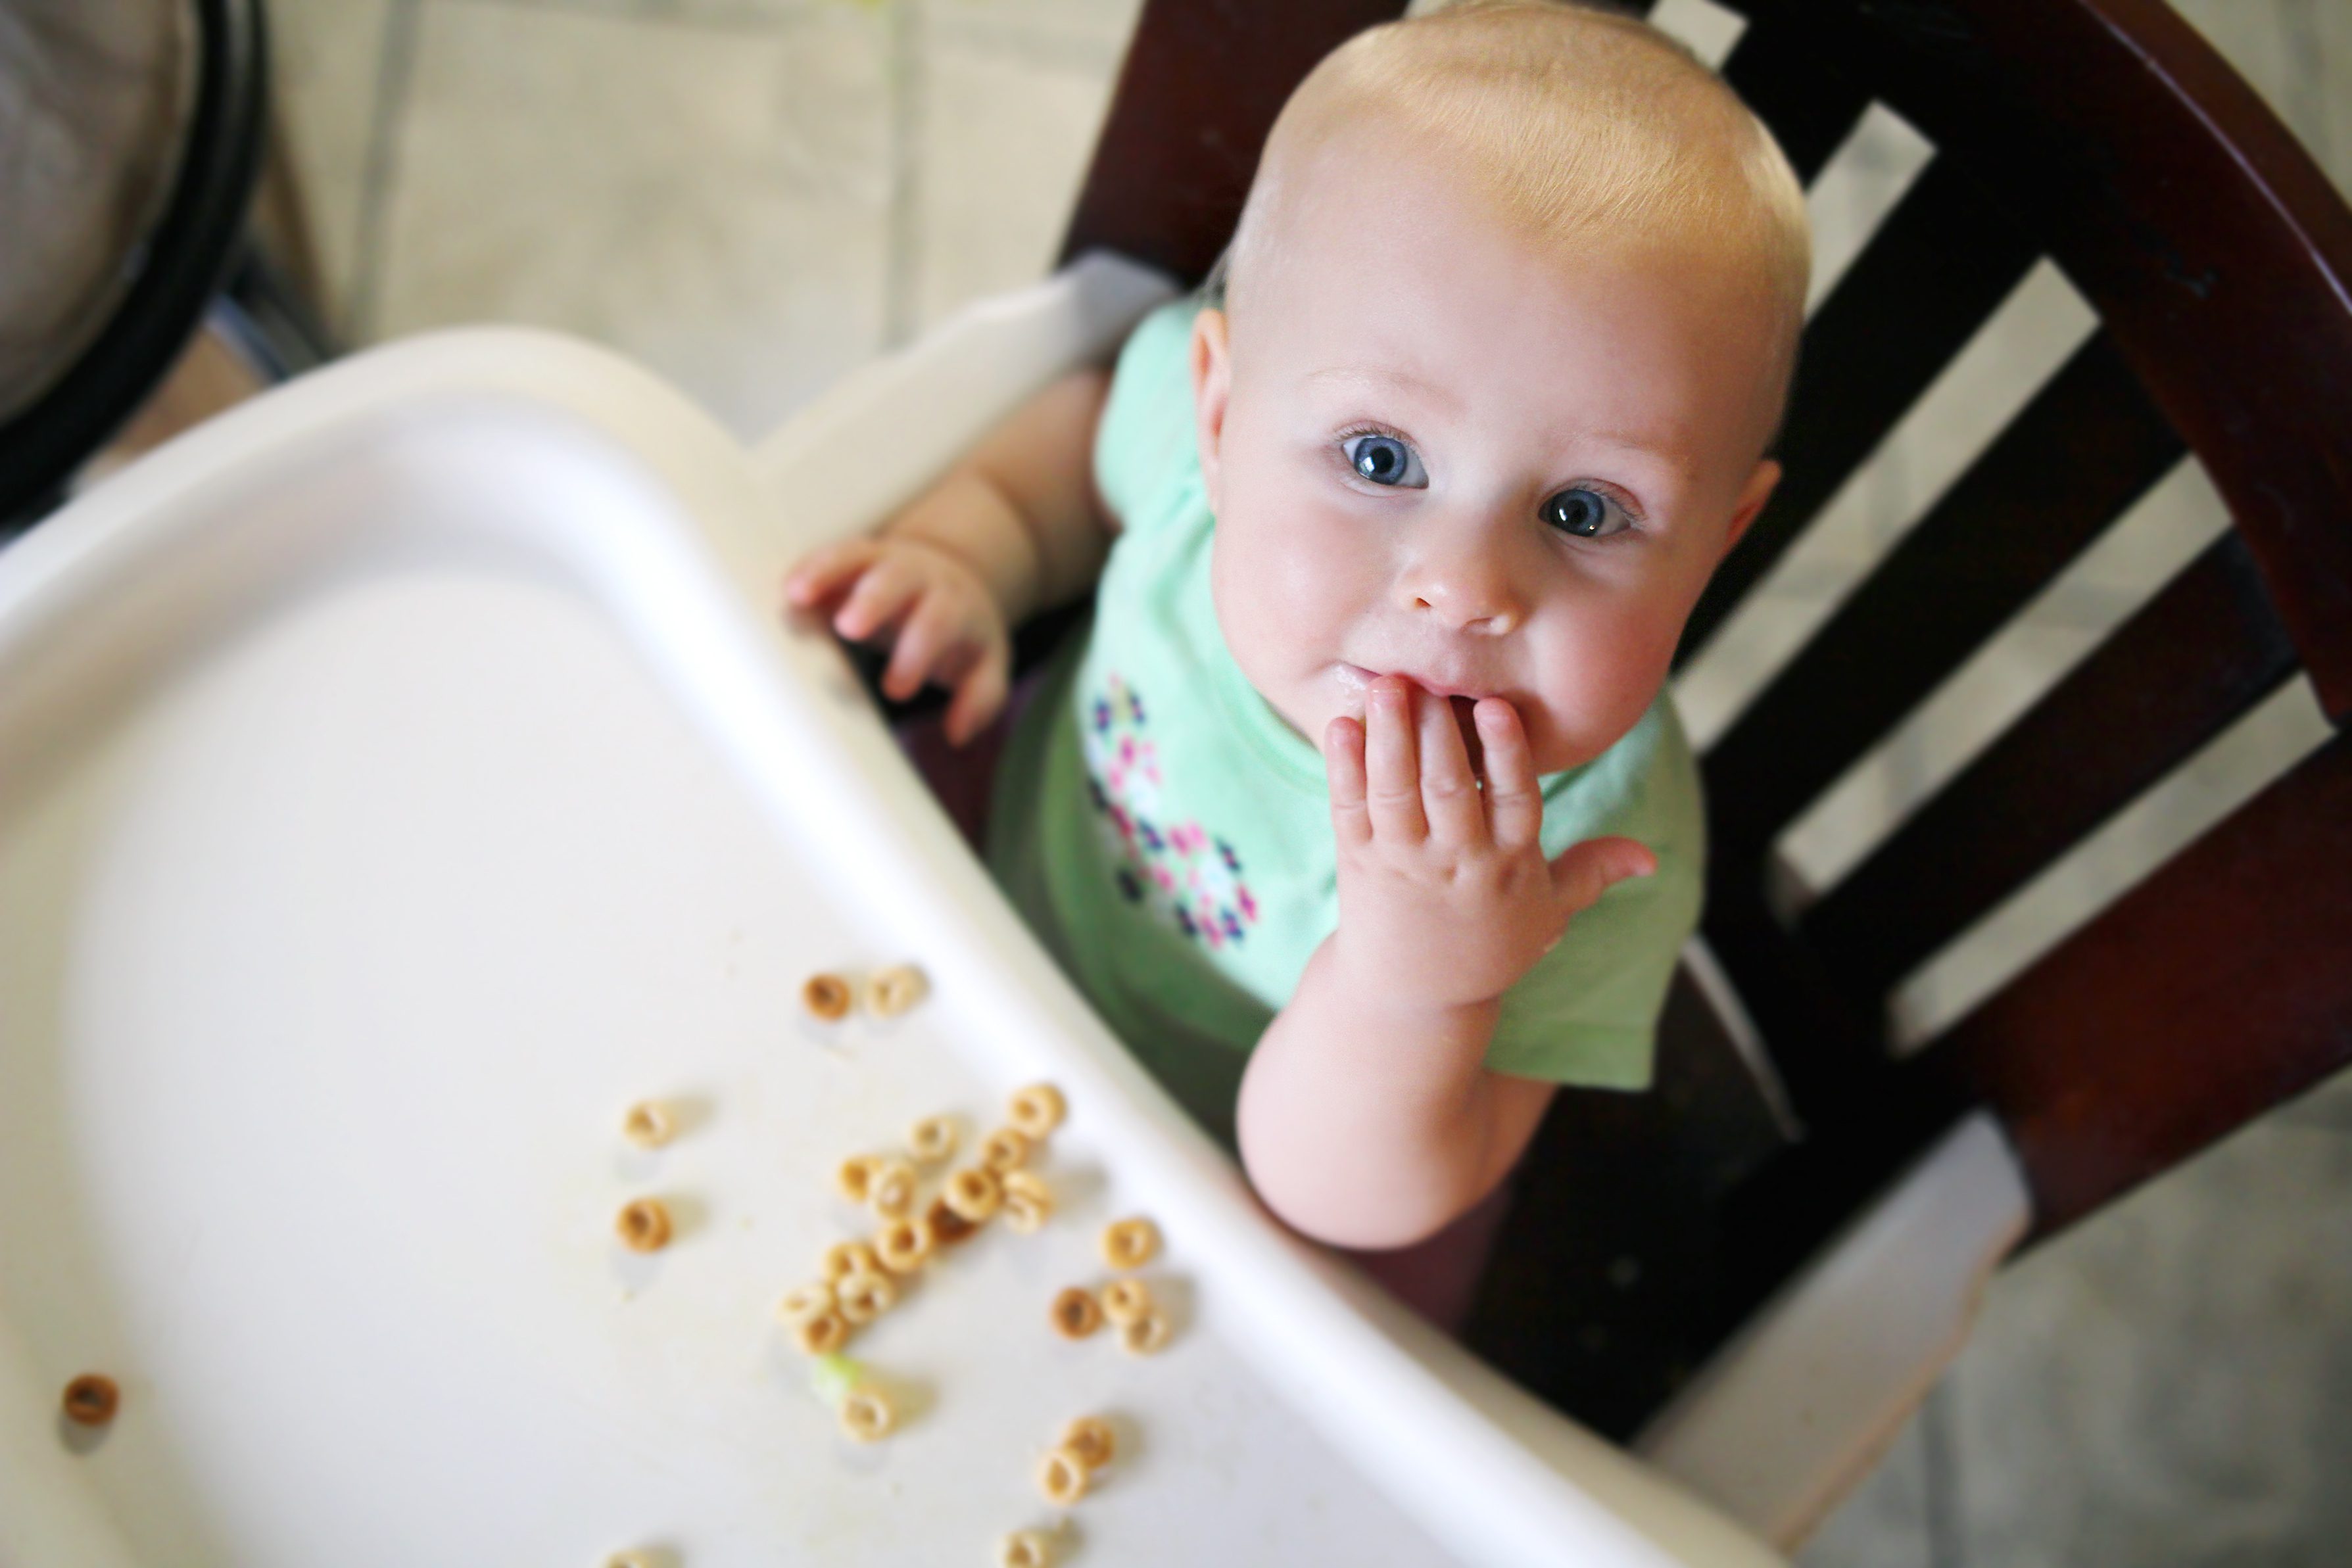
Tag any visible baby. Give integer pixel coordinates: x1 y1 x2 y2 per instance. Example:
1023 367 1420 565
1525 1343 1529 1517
786 1 1808 1289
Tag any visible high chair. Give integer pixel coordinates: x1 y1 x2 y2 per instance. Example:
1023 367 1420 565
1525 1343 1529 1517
877 0 2352 1545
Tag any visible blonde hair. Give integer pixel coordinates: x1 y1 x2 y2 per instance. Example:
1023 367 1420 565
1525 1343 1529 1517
1212 0 1812 444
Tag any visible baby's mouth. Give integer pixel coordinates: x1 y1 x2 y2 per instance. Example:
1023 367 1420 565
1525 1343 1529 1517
1334 665 1493 776
1449 694 1487 778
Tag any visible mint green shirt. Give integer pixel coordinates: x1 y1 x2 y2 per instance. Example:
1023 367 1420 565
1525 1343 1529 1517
986 296 1706 1151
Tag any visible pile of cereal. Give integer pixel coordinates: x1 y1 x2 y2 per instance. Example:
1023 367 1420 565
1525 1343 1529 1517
597 966 1186 1567
779 1081 1070 1385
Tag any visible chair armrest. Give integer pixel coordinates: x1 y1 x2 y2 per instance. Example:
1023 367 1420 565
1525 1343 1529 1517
750 250 1178 558
1633 1111 2030 1550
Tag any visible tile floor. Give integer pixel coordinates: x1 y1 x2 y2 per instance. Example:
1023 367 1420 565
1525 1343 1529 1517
264 0 2351 1558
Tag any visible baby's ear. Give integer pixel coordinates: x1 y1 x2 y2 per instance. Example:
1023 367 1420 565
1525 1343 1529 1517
1190 307 1234 508
1719 458 1781 565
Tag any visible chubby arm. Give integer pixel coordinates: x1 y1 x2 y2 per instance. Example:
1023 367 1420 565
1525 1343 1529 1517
784 366 1116 743
1236 678 1657 1250
1238 947 1566 1248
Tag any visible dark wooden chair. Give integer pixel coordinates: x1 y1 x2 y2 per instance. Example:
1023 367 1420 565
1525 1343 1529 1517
1033 0 2352 1457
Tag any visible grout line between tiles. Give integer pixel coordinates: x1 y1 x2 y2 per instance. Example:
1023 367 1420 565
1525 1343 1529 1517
924 12 1130 77
348 0 426 343
1923 1379 1967 1568
882 0 924 348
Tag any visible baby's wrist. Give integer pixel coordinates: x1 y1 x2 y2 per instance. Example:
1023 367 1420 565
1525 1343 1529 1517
885 471 1042 624
1324 930 1506 1032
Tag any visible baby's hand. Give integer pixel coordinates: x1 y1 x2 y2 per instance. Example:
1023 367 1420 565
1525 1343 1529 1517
1324 677 1656 1012
784 535 1012 745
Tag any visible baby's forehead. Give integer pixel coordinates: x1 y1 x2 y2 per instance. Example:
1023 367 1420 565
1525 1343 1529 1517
1280 112 1764 279
1250 201 1781 476
1224 6 1806 454
1251 116 1778 439
1278 157 1762 325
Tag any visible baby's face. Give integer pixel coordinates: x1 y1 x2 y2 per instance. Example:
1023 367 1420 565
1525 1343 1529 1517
1191 128 1783 777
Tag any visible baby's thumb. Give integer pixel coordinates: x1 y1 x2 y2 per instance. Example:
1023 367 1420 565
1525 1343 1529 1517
1548 835 1658 915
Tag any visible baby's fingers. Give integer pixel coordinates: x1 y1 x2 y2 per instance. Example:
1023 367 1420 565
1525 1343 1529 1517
1548 835 1658 916
830 554 925 642
1416 686 1484 848
782 538 882 611
1364 678 1428 843
880 592 969 702
944 639 1011 748
1324 715 1372 849
1475 698 1542 851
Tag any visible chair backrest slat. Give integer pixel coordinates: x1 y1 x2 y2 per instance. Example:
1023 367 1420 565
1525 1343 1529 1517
1918 730 2352 1245
1677 156 2040 667
1691 0 2352 1249
1717 16 1872 185
1806 530 2303 993
1057 0 1406 287
1748 0 2352 717
1703 331 2184 866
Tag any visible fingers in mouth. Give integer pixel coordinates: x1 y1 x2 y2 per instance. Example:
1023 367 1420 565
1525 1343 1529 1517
1449 694 1486 778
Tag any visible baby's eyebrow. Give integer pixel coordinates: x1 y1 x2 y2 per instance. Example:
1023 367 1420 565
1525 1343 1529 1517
1303 363 1460 414
1579 429 1698 483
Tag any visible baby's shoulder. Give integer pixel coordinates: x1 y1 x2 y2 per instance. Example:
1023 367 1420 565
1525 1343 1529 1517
1095 296 1212 536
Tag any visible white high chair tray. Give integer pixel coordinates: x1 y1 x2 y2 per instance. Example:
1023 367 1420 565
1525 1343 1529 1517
0 279 1782 1567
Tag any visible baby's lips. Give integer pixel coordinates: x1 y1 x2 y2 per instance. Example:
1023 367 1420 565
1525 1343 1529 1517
1325 665 1374 728
1343 663 1505 706
1335 667 1434 721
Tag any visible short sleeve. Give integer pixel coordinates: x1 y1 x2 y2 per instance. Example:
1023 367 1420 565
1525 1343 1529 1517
1483 856 1702 1091
1092 296 1209 537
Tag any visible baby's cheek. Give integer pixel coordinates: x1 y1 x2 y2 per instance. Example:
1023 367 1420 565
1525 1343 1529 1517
1207 522 1289 673
1527 611 1677 764
1221 510 1323 642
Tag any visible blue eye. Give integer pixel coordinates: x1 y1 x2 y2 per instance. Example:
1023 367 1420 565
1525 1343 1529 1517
1342 433 1428 488
1543 487 1631 538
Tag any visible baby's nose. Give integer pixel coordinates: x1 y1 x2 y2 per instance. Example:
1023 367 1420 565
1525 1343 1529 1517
1399 546 1521 635
1410 591 1513 635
